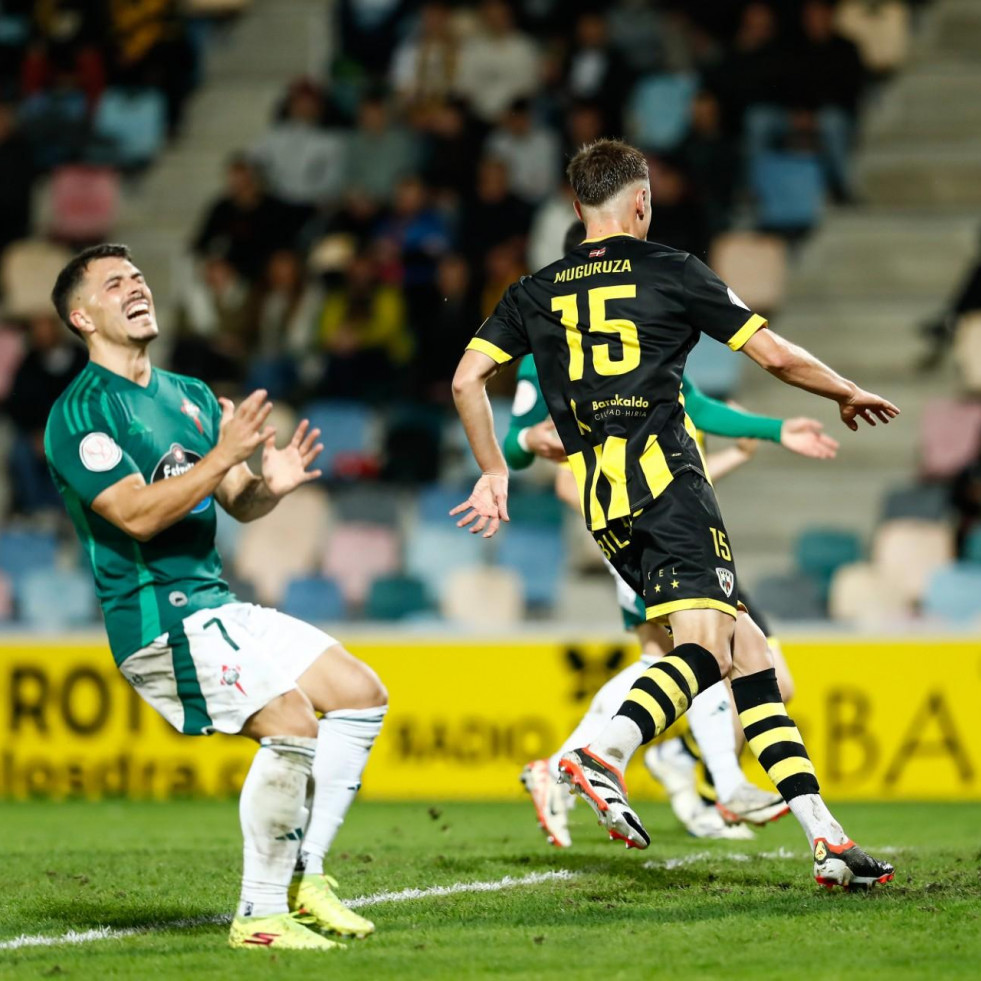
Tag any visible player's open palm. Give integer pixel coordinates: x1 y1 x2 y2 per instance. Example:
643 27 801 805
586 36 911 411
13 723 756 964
217 390 276 465
840 389 900 431
261 419 324 497
780 417 839 460
451 473 510 539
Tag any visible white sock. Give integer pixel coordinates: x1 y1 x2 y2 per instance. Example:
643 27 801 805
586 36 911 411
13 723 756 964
549 662 646 778
297 706 387 875
686 681 744 801
587 714 644 768
788 794 849 849
238 735 317 918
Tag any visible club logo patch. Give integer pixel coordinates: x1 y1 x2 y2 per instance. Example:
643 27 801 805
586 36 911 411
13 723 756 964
716 567 735 597
79 432 122 472
221 664 247 695
151 443 211 514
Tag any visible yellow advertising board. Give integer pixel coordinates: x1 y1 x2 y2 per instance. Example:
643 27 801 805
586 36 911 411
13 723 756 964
1 635 979 801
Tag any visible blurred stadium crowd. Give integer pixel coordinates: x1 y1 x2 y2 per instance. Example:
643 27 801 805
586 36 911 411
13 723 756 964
1 0 980 630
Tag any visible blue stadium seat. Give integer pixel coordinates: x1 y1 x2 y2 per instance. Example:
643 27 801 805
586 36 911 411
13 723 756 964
754 572 826 621
281 576 346 623
19 569 97 628
19 90 88 169
498 525 565 608
365 575 431 621
963 527 981 565
92 87 167 169
405 524 485 597
795 527 862 592
684 334 742 399
627 73 698 151
0 530 59 581
750 152 826 232
881 483 950 523
417 484 473 524
506 490 565 527
923 564 981 621
302 401 374 480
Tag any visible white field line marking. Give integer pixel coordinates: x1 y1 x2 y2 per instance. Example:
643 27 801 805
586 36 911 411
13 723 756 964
0 870 576 951
643 845 901 871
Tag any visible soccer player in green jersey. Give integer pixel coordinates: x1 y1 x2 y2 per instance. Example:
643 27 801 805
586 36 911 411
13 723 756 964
45 244 388 950
451 139 898 889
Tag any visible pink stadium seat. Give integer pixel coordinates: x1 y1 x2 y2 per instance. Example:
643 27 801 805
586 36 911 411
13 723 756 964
836 1 911 74
0 239 73 318
440 566 525 627
918 398 981 480
322 522 400 607
0 325 25 401
48 165 121 244
708 232 788 315
827 561 911 625
872 519 955 605
953 314 981 395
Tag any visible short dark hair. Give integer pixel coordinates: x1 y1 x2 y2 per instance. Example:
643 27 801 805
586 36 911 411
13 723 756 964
51 243 133 339
567 139 649 208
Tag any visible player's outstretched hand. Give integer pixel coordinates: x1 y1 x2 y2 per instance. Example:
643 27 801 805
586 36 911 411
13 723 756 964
217 390 275 466
839 389 900 431
525 420 567 462
260 419 324 497
450 473 509 539
780 417 839 459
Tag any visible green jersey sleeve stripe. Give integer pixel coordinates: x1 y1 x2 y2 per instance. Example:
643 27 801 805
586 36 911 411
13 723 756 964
66 374 98 434
167 619 214 735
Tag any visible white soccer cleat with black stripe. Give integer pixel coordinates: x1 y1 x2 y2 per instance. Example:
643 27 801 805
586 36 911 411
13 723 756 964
716 782 789 826
813 838 896 891
558 748 651 849
520 759 572 848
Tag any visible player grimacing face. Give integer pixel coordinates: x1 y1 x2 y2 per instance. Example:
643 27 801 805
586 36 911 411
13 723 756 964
69 256 159 347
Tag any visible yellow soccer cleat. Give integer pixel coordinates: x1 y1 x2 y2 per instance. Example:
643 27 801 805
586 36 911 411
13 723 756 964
228 910 344 950
290 873 375 939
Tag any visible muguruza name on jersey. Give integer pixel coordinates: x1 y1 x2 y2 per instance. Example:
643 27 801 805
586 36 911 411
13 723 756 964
554 258 632 283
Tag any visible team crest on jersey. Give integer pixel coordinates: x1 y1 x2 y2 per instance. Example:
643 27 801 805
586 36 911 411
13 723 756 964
588 247 607 258
716 567 735 597
151 443 211 514
180 397 204 434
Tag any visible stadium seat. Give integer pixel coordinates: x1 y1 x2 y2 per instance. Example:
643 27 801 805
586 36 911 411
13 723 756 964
281 576 346 623
872 519 954 605
234 484 330 604
19 568 97 627
47 165 120 244
365 575 431 621
683 333 742 399
0 529 59 581
626 73 698 151
302 401 377 481
440 566 525 627
331 484 403 526
1 239 73 318
963 526 981 565
498 525 565 608
795 527 862 593
0 570 14 621
749 152 825 232
708 233 788 316
836 0 910 74
0 325 24 401
827 561 911 625
953 314 981 394
416 484 472 524
918 399 981 480
506 489 565 527
381 403 444 484
753 572 826 621
322 522 400 606
92 87 167 169
880 483 950 523
442 398 513 482
922 563 981 622
405 524 485 597
18 90 88 169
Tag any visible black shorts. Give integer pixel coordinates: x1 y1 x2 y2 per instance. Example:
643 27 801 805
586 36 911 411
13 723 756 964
592 471 739 622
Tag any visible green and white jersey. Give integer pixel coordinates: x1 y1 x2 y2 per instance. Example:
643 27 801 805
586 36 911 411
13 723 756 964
44 362 235 665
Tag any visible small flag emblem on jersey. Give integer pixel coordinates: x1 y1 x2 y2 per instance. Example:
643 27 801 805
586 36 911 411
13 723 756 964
716 568 735 597
588 247 607 258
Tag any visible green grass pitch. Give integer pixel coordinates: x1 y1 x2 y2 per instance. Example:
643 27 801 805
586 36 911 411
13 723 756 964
1 799 978 980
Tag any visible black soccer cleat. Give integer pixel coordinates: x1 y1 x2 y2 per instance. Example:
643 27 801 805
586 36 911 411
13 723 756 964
813 837 895 891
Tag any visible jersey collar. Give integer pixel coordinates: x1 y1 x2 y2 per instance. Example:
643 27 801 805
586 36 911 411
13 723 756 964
580 232 637 244
86 359 160 397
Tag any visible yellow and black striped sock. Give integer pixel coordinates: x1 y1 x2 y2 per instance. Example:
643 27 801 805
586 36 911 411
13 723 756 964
617 644 722 745
731 668 819 801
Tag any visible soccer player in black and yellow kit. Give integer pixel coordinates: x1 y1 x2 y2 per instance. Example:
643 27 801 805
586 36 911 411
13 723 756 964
451 139 897 889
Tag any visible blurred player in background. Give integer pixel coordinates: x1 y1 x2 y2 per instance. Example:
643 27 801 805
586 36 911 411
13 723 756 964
452 139 898 889
44 245 387 950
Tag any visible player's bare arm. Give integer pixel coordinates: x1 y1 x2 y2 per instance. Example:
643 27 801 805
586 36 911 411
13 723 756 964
216 408 324 522
742 329 900 431
450 348 510 539
523 419 567 461
91 389 275 541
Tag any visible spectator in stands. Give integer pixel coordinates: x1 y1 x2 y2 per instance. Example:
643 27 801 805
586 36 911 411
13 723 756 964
171 252 250 388
528 184 577 271
562 99 607 162
485 98 561 205
921 227 981 367
4 309 85 514
390 1 460 114
252 78 349 212
562 11 632 133
679 90 739 235
192 154 295 281
454 0 540 126
480 240 526 318
0 101 35 252
336 0 411 77
22 0 105 106
345 94 420 204
646 156 710 259
459 156 533 271
418 97 483 200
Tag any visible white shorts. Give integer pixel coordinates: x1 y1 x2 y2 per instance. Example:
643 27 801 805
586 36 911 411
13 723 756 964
118 603 339 736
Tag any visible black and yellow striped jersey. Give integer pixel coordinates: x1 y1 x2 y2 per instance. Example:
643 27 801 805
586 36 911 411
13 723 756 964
466 233 767 531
